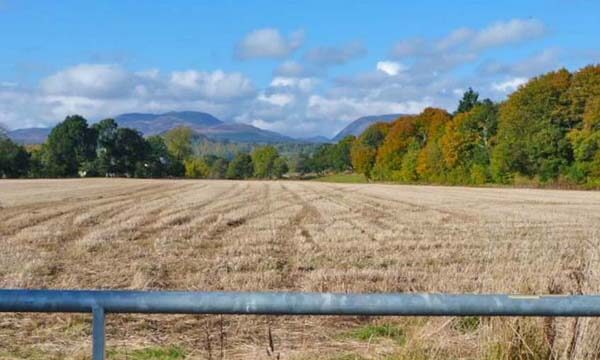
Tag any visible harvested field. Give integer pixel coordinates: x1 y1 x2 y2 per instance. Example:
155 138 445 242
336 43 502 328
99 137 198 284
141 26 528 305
1 179 600 359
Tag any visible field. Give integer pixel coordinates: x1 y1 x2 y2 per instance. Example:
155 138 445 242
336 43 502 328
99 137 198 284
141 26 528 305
1 179 600 359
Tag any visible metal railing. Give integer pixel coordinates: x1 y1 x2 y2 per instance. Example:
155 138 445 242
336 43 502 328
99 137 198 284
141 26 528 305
2 289 600 359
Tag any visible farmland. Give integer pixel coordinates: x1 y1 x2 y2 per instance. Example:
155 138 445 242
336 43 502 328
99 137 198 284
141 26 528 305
1 179 600 359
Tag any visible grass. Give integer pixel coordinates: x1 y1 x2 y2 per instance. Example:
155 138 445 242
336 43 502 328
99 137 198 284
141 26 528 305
0 178 599 358
347 323 406 344
108 346 186 359
313 172 368 183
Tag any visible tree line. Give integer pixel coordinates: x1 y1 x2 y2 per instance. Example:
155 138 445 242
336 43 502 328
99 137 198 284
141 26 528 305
0 117 290 180
311 65 598 187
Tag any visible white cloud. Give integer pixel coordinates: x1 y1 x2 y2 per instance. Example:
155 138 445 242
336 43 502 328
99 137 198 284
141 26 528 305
472 19 546 50
257 92 294 106
270 76 318 92
169 70 255 100
40 64 133 98
235 28 304 60
307 95 430 121
305 42 367 66
376 61 406 76
391 18 546 65
491 77 528 92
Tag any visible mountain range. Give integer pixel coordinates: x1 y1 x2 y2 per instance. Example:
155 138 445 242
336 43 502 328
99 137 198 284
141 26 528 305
7 111 406 145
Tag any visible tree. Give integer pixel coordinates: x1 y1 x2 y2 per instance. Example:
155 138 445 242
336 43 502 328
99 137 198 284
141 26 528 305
330 135 355 172
350 123 390 180
164 127 193 161
374 116 417 180
184 157 210 178
311 144 334 174
272 157 289 179
208 158 229 179
442 102 498 183
492 69 572 182
568 96 600 184
455 87 480 114
43 115 97 177
251 145 279 179
142 136 184 178
113 128 149 177
92 118 119 176
0 136 30 178
226 152 253 179
351 142 376 180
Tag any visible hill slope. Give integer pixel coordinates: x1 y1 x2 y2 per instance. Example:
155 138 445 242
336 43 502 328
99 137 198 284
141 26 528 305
332 114 404 141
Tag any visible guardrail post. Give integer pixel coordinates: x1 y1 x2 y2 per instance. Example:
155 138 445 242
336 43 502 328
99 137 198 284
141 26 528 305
92 306 105 360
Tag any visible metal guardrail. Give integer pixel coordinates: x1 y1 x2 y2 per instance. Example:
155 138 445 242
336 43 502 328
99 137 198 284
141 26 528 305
2 289 600 359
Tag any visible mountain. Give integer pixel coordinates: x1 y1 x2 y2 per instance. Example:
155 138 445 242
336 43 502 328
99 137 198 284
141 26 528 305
114 111 223 135
7 111 297 144
332 114 404 141
7 127 52 145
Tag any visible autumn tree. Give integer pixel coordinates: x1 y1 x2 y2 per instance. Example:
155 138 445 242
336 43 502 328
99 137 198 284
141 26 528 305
350 122 390 180
442 101 498 184
373 116 417 180
492 69 572 182
415 108 452 182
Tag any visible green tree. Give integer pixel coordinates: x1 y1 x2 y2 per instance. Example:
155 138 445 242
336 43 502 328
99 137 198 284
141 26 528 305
43 115 97 177
330 135 356 171
208 158 229 179
113 128 149 177
92 118 119 175
272 157 289 179
184 157 210 178
142 136 184 177
226 152 253 179
568 96 600 184
251 145 279 179
0 136 30 178
164 126 193 161
455 87 480 114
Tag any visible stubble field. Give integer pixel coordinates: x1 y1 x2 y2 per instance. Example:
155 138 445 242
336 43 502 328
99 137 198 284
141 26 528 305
1 179 600 359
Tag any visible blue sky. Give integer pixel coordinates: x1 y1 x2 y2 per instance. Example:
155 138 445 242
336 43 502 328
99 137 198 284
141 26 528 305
1 0 599 136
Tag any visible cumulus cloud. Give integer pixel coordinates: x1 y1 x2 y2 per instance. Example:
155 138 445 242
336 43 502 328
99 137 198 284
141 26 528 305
235 28 304 60
305 42 367 66
168 70 255 100
40 64 134 98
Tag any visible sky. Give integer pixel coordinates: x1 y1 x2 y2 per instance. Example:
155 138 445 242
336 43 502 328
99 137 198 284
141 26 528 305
0 0 599 137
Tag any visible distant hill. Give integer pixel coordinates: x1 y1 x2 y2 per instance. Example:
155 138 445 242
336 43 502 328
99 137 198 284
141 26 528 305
332 114 404 141
7 127 52 145
7 111 298 144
